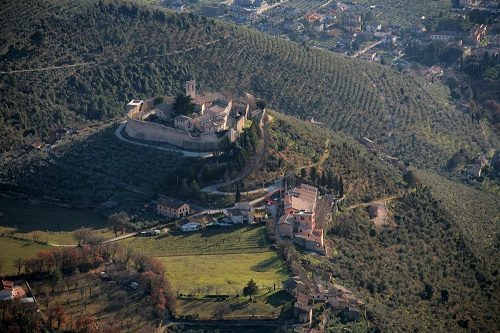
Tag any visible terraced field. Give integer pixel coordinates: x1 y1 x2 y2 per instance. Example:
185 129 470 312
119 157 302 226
123 226 269 256
414 169 500 274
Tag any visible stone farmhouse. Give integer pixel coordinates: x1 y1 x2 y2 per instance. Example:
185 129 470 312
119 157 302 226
283 276 365 326
156 196 191 219
277 184 326 254
125 81 264 151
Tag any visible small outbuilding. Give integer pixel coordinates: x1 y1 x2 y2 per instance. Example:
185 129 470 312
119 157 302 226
181 221 202 232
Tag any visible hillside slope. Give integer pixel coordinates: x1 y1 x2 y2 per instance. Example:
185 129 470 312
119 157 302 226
0 0 492 168
321 187 499 332
414 169 499 276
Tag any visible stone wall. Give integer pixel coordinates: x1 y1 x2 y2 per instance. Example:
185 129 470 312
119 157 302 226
125 114 229 151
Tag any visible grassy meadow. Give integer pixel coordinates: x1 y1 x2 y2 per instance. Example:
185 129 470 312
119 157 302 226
176 290 294 320
0 237 48 275
160 252 288 295
123 226 289 294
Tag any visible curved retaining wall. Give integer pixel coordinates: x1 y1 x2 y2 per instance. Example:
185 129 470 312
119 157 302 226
125 115 225 151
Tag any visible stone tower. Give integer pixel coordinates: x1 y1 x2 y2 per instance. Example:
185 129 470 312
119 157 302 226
185 80 196 98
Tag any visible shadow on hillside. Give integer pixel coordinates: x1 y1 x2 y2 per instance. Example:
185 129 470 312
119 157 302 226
251 255 279 272
265 290 294 307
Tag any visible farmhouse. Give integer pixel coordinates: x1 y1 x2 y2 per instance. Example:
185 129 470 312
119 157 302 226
157 197 191 219
125 81 264 151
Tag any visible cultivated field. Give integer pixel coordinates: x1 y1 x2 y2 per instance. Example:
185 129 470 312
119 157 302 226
0 237 48 275
31 269 159 332
122 225 290 318
414 169 499 272
123 225 270 256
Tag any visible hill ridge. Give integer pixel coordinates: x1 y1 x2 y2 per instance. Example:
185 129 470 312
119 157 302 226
0 0 493 169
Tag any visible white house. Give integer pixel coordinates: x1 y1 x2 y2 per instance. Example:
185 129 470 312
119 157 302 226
227 209 246 224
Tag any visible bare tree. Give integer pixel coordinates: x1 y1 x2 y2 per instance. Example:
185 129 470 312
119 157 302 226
107 211 130 236
73 228 92 246
31 231 42 243
14 258 24 276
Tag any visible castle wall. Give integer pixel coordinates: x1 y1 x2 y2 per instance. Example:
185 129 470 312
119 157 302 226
125 114 231 151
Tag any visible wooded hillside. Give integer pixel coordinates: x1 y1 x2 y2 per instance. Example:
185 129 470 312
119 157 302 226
0 0 492 168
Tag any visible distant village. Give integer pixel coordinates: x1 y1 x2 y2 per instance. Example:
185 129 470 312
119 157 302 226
160 0 499 68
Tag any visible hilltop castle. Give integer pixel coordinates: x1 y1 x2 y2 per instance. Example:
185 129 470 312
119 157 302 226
124 81 264 151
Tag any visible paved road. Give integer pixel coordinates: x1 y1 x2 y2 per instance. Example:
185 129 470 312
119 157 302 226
351 40 383 58
115 122 214 158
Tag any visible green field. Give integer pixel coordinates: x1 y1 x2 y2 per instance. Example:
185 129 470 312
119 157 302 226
123 226 269 256
122 226 289 295
0 237 48 275
176 290 294 320
0 197 112 245
160 252 288 295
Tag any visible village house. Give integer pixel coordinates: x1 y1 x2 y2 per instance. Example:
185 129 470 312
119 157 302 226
231 0 270 21
169 1 186 12
156 197 191 219
342 307 361 322
200 5 225 17
429 31 459 42
181 221 202 232
360 49 378 62
294 292 313 325
223 202 255 224
0 280 26 301
365 22 381 33
277 184 326 254
467 156 488 179
469 24 487 45
283 276 307 297
343 14 362 33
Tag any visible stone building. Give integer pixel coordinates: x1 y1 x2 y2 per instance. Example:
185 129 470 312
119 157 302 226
157 197 191 219
278 184 326 254
124 81 261 151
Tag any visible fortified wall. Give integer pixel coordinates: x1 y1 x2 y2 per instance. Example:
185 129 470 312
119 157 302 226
125 105 233 151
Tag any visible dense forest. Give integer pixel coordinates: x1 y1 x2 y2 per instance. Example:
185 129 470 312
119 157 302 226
0 0 494 169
